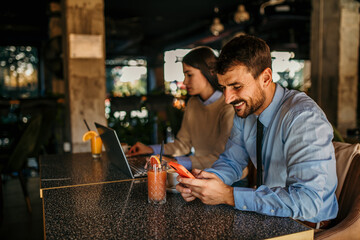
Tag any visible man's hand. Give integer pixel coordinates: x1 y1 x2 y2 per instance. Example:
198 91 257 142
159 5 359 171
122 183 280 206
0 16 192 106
128 142 153 156
176 169 235 206
175 169 203 202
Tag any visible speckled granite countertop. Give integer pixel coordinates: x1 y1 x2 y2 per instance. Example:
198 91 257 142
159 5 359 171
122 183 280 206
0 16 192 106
40 152 132 189
42 180 313 240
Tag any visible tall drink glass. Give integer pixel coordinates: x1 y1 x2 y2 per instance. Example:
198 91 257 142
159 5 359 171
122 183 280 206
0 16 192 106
147 162 167 204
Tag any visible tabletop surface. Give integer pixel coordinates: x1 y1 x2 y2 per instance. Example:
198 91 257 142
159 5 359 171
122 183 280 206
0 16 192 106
42 180 313 240
40 152 131 189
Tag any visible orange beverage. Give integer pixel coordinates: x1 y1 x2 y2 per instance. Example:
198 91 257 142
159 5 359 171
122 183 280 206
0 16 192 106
91 136 102 158
83 130 103 159
147 168 167 204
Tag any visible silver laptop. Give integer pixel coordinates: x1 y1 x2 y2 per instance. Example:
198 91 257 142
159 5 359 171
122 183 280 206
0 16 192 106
95 122 148 179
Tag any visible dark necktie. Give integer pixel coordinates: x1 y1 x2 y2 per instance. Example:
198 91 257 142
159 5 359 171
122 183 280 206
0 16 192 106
256 118 264 187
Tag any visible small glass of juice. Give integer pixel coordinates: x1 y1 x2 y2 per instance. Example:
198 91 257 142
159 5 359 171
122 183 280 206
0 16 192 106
91 135 102 158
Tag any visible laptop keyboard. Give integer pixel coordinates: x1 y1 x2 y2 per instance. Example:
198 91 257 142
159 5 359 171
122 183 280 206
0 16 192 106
127 156 148 177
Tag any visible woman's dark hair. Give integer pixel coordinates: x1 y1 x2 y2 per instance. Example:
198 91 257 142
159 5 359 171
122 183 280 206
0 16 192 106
182 46 221 91
216 34 272 79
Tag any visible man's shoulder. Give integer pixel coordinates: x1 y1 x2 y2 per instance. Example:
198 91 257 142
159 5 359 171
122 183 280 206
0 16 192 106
281 89 321 113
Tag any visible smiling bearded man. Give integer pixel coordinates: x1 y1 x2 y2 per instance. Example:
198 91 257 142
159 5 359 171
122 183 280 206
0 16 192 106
176 34 338 230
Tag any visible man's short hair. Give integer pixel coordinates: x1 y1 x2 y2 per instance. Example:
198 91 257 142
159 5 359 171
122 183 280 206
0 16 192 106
216 34 272 79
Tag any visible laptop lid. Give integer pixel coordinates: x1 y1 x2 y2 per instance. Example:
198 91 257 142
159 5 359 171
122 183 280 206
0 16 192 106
95 122 135 179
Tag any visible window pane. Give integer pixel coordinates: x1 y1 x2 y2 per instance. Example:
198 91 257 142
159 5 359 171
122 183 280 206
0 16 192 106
105 58 147 97
0 46 39 99
271 51 310 92
164 49 190 97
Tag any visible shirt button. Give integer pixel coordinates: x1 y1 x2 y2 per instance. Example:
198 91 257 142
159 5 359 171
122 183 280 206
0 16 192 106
271 209 275 213
243 205 247 210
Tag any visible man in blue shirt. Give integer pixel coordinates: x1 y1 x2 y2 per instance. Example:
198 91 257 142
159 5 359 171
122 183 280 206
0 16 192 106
176 34 338 227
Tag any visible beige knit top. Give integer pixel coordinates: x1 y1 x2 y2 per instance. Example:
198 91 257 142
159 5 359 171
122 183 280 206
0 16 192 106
164 95 234 169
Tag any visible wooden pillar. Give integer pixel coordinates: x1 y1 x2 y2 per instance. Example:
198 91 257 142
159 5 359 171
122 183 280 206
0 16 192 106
48 1 64 95
62 0 106 153
338 1 360 135
310 0 359 136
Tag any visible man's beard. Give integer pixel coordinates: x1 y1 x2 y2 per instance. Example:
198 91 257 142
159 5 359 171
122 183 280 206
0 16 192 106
231 89 265 118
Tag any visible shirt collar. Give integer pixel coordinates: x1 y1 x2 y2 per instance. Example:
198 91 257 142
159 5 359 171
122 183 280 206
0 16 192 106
258 83 285 128
201 90 223 106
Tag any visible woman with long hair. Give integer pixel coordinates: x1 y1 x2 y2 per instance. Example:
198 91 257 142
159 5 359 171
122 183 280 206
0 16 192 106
129 46 234 170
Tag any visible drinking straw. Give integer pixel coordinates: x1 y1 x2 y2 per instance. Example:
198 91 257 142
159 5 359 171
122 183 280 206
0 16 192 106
83 119 91 131
160 140 164 164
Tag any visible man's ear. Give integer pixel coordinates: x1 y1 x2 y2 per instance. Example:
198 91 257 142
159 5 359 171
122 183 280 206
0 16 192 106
260 68 272 87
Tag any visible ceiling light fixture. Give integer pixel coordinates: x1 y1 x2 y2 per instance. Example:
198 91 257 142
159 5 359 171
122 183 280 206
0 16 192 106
260 0 286 15
234 4 250 24
210 7 224 36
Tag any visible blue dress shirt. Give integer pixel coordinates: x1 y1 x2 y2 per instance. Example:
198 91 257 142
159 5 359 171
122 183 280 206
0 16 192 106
206 84 338 223
150 90 223 170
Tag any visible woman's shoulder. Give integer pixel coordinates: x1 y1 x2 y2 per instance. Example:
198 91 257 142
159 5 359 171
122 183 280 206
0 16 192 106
208 95 234 118
215 95 232 109
185 96 201 107
183 96 203 113
186 95 232 112
187 96 198 103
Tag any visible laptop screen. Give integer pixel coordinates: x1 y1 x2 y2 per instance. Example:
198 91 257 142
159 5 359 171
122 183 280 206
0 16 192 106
95 122 135 179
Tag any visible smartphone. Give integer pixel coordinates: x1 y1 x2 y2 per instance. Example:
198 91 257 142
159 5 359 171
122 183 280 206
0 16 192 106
168 161 195 179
